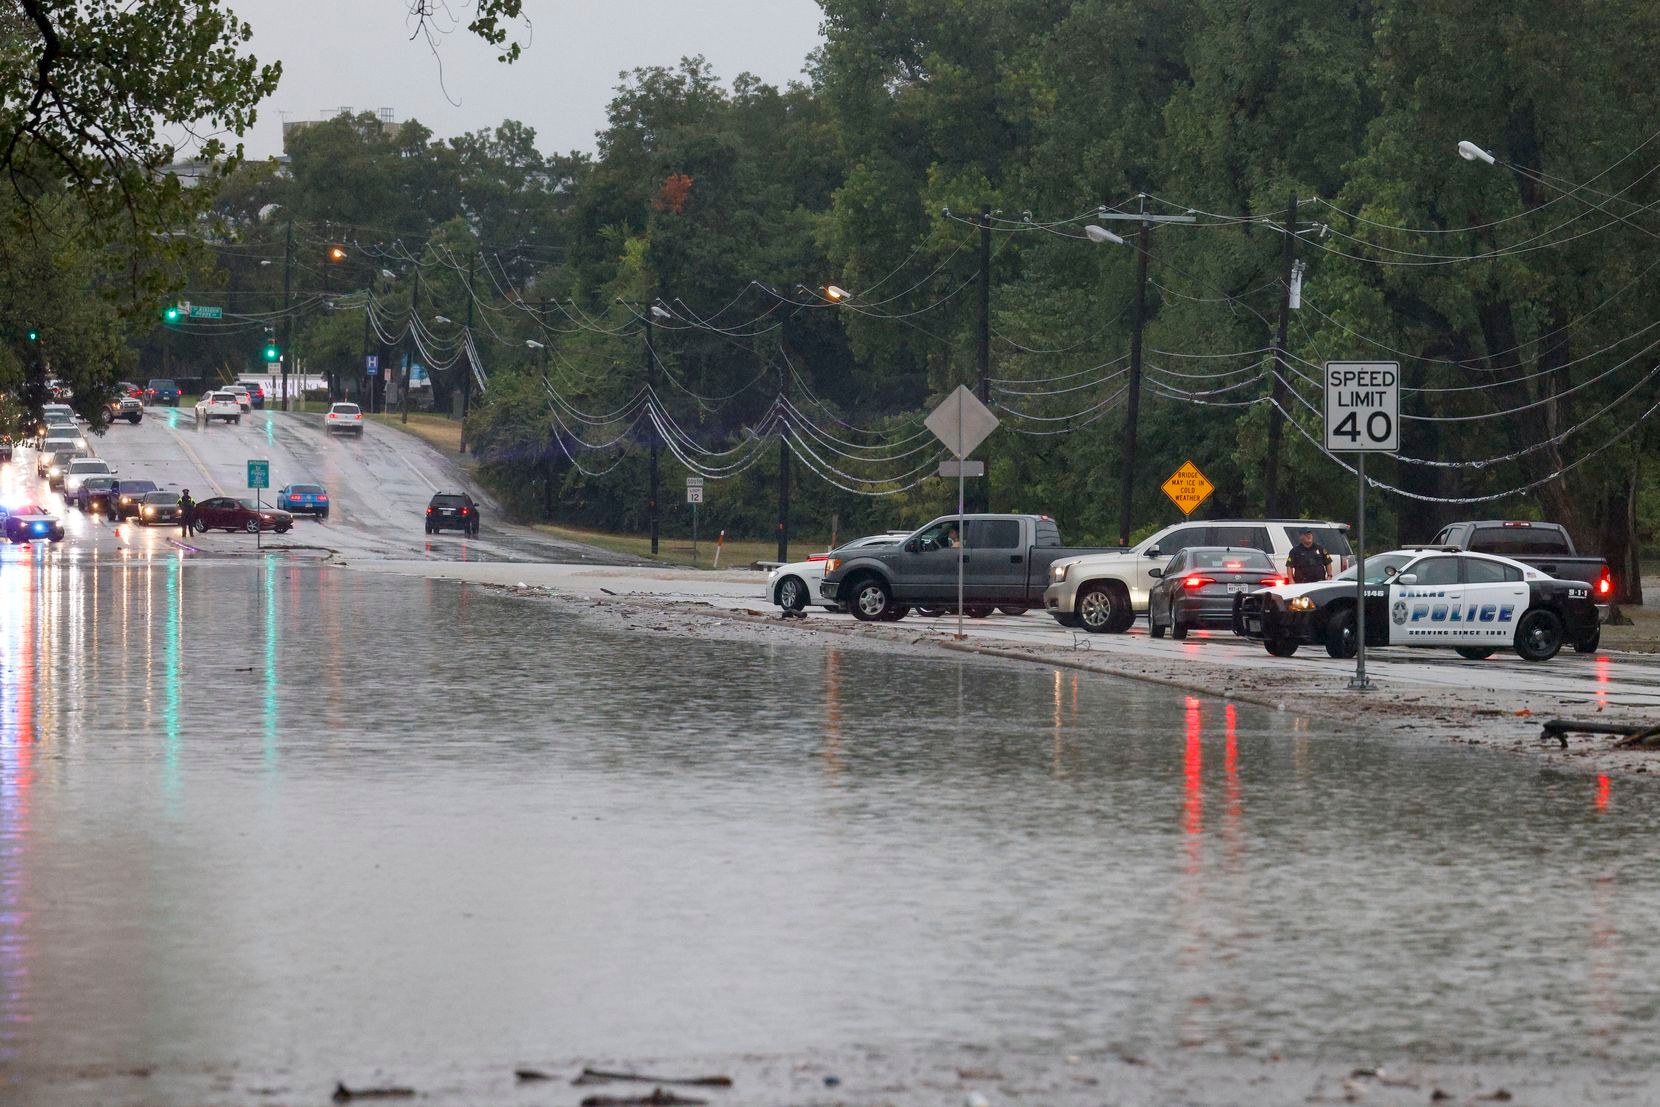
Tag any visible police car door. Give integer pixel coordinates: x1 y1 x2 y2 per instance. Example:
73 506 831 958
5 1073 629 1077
1458 555 1528 648
1389 555 1462 646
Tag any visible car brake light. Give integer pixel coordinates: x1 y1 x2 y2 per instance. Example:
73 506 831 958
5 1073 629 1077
317 494 327 501
459 507 469 515
1597 571 1612 596
1224 561 1243 570
1183 575 1215 590
806 554 828 562
1260 576 1288 587
425 507 433 514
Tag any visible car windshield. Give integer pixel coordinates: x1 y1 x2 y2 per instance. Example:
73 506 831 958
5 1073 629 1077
144 493 179 505
288 484 323 494
1335 553 1415 584
119 481 157 495
83 478 114 490
432 495 466 507
69 461 108 472
238 499 263 511
1188 548 1274 570
149 381 175 388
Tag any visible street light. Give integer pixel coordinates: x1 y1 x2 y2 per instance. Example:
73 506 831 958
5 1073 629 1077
1456 140 1496 165
650 304 672 321
1084 224 1126 245
524 339 544 349
433 315 453 324
824 284 851 301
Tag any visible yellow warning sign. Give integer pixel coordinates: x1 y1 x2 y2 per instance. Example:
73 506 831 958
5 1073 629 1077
1161 460 1214 516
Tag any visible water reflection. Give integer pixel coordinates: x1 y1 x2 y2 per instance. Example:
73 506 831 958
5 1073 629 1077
0 564 1651 1102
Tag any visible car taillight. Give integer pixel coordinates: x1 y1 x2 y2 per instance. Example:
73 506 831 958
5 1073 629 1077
1597 571 1613 596
1260 576 1287 586
459 507 469 515
317 494 327 501
806 554 828 562
1183 575 1215 590
425 507 433 514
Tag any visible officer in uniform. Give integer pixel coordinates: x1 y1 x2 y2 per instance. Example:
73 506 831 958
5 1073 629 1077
1286 527 1332 583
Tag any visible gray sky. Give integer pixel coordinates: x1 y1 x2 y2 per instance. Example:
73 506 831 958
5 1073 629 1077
219 1 826 160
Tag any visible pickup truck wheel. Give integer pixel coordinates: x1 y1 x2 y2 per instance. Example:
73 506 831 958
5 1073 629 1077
775 575 809 611
996 605 1028 616
1515 608 1564 662
1573 627 1601 654
916 607 947 618
1265 638 1299 657
965 606 993 619
1076 583 1125 634
1325 608 1357 659
881 605 910 622
847 576 893 622
1455 646 1497 660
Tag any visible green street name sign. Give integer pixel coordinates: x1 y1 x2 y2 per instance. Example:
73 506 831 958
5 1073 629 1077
189 305 223 319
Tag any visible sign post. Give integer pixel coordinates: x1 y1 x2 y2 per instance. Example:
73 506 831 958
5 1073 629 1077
924 385 1000 641
1323 361 1399 691
1160 460 1214 517
686 477 704 562
247 459 270 551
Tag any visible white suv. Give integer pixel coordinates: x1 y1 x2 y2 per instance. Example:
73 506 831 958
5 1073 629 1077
62 457 113 497
324 402 364 436
1044 519 1352 633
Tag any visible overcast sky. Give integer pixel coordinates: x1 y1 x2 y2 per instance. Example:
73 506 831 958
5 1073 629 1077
218 1 826 160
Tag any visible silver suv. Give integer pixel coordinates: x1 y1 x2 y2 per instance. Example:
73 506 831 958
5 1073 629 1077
1043 518 1352 632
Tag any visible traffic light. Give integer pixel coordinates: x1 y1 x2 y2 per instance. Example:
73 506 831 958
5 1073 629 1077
163 305 181 324
262 328 280 362
25 328 38 342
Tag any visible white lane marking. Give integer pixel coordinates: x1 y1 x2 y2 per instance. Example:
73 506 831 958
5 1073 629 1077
156 414 227 496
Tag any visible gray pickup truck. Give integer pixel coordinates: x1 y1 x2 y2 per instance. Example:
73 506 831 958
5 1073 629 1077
819 513 1117 621
1429 521 1611 595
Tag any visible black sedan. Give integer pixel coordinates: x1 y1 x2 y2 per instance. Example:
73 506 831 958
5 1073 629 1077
136 491 183 527
1149 546 1285 640
112 480 160 520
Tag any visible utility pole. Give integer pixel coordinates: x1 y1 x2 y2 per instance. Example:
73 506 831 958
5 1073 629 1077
1264 194 1297 518
538 305 554 520
1119 197 1151 547
280 219 294 411
644 305 660 556
459 251 477 452
360 270 375 409
976 204 992 513
401 259 420 425
776 336 791 563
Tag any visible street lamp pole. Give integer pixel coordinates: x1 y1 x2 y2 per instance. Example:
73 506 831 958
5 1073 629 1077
644 305 660 556
976 204 992 513
1264 193 1297 518
459 250 477 451
280 219 293 411
402 260 420 425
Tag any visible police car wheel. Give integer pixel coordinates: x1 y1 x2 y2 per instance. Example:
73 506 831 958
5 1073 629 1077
1455 646 1497 661
1573 628 1601 654
1265 638 1299 657
1515 608 1565 662
776 576 808 611
1325 608 1357 659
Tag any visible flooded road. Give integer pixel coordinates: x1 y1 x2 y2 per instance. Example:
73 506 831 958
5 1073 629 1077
2 554 1657 1104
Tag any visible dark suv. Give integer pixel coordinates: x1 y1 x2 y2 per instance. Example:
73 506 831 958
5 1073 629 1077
425 492 480 536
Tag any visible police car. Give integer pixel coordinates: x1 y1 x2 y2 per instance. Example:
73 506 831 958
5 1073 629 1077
1232 549 1605 662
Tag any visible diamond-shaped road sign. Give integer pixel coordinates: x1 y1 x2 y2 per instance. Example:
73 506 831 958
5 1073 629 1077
1161 459 1213 516
925 385 1000 459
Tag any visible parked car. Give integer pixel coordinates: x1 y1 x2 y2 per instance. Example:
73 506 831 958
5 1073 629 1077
112 479 160 520
425 492 479 536
225 384 253 412
3 504 64 543
1044 518 1353 633
195 391 242 424
819 514 1118 622
62 457 114 498
145 379 181 406
235 380 267 409
191 496 293 534
1147 546 1286 640
277 483 330 520
325 402 364 435
1233 549 1606 661
136 490 183 527
768 531 912 612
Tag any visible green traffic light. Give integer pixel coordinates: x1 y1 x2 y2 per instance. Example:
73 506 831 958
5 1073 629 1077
163 306 181 323
25 329 38 342
263 343 280 362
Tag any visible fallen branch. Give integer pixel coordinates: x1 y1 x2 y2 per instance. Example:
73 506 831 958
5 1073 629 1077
579 1088 709 1107
577 1068 732 1088
1539 719 1660 750
332 1083 415 1102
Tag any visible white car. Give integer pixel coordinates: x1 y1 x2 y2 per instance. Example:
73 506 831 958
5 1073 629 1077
767 531 912 611
225 384 253 412
324 402 364 435
196 391 242 425
62 457 113 497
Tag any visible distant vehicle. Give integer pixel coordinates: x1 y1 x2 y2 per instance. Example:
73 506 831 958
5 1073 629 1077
425 492 479 536
225 384 253 412
1234 550 1607 662
325 402 364 435
136 490 183 527
3 504 64 543
41 447 79 488
69 476 119 517
46 378 72 400
767 531 912 612
145 379 181 406
112 479 159 520
105 394 143 424
0 435 11 464
1147 546 1286 640
820 514 1118 622
195 391 241 424
235 380 266 409
1429 519 1613 609
115 381 143 398
62 457 114 497
1044 518 1354 633
192 496 293 534
276 483 330 520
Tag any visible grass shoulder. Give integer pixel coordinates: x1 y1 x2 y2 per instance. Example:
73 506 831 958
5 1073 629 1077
367 412 466 457
529 522 781 569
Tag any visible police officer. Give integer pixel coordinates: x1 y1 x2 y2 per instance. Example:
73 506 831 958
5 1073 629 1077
1286 527 1332 583
178 488 195 538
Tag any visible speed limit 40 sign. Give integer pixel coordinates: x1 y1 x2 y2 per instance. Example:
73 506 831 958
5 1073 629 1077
1324 361 1399 453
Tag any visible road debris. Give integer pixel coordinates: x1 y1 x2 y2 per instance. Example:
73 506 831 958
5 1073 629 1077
578 1088 708 1107
331 1082 415 1102
575 1068 733 1087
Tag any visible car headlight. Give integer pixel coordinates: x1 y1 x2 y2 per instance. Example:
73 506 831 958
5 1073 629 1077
1051 563 1069 582
48 466 60 476
823 558 841 574
1289 596 1316 611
